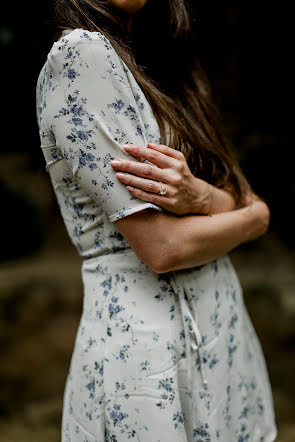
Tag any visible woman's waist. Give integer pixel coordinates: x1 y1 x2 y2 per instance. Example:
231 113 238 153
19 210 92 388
82 247 147 272
81 246 232 280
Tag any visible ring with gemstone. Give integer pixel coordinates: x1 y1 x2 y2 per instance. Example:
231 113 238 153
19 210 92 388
158 182 168 196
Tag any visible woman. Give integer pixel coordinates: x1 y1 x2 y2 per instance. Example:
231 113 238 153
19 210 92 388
36 0 277 440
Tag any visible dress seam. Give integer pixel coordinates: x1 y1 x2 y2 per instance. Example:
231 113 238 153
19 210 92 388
108 202 163 222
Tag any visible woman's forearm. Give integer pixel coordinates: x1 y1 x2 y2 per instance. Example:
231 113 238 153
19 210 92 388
116 199 270 273
191 178 237 215
160 201 268 272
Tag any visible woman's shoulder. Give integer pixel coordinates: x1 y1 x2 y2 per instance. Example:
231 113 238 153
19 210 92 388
46 27 128 83
49 28 116 59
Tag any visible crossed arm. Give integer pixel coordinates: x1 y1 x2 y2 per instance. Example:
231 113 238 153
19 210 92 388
115 203 269 273
111 143 270 273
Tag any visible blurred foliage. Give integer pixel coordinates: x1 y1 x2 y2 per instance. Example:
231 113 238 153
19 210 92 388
0 180 44 261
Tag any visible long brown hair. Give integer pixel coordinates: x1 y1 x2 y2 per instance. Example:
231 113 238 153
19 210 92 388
53 0 250 204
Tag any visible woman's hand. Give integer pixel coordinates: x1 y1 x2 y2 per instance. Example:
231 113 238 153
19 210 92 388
110 142 237 216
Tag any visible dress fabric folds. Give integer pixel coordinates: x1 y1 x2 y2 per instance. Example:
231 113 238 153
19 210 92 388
36 28 277 441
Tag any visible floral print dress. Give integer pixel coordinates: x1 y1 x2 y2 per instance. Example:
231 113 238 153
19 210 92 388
36 28 277 442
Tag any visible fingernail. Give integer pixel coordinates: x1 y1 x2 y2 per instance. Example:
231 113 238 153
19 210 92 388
147 143 157 147
127 186 134 191
116 173 125 178
110 160 121 167
122 144 132 150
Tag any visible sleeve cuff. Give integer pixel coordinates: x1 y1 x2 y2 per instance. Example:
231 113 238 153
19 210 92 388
108 203 163 223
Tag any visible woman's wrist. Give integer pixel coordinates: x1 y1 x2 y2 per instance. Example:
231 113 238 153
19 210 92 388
192 178 236 215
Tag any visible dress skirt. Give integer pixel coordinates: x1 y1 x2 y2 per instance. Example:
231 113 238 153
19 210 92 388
61 249 277 442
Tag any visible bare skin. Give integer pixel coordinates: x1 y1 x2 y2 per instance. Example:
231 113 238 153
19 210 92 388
115 200 270 274
111 143 237 215
106 1 270 273
109 0 149 33
108 0 149 14
110 146 270 274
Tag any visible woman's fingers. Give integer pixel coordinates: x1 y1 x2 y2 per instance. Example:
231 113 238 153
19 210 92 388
110 157 169 182
116 172 164 195
110 142 196 215
147 143 185 161
122 144 175 168
126 186 173 211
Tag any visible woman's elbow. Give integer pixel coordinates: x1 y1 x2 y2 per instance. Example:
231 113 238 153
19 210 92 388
142 246 178 274
148 259 170 274
115 211 179 273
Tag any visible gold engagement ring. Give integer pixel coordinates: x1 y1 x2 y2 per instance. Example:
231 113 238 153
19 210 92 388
158 182 168 196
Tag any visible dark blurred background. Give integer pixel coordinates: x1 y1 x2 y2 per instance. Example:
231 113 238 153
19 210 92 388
0 1 294 440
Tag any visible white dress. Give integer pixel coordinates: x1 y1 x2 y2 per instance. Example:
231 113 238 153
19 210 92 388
36 28 277 442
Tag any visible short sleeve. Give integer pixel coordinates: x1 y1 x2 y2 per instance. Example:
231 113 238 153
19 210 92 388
45 29 163 222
